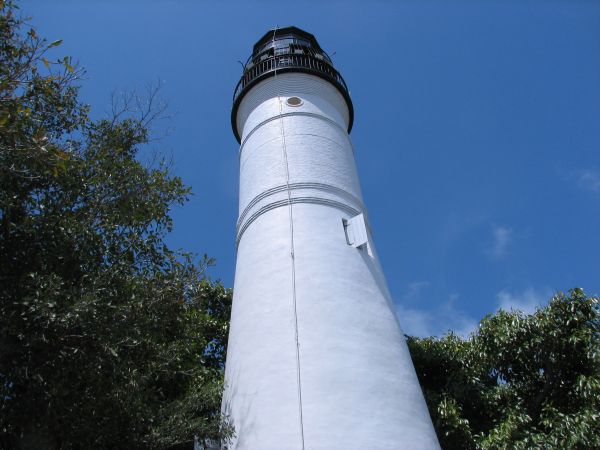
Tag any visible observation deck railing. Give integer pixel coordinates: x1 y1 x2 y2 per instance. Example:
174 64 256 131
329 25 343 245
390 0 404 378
232 52 350 104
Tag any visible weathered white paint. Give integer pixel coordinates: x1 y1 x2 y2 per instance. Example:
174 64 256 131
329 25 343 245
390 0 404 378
223 72 440 449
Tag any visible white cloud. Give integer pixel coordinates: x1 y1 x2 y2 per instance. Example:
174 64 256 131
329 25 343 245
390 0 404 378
395 305 436 338
404 281 430 300
496 287 552 314
564 169 600 194
395 286 477 338
395 285 555 339
486 225 512 260
442 295 479 338
576 170 600 193
396 301 477 339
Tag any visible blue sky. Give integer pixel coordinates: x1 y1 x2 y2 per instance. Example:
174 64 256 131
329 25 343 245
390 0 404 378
25 0 600 337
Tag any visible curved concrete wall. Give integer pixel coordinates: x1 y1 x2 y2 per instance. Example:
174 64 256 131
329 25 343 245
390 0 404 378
223 73 440 449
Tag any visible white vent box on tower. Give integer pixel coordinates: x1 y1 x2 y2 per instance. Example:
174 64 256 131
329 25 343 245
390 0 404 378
344 213 373 256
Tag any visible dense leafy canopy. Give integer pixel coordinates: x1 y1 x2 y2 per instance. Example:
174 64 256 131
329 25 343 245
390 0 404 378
0 2 230 448
409 288 600 450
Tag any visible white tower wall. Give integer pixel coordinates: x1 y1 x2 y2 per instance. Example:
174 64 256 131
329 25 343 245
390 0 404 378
223 72 440 449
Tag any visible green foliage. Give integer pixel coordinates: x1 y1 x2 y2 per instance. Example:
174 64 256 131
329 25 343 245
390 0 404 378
0 2 231 448
408 288 600 450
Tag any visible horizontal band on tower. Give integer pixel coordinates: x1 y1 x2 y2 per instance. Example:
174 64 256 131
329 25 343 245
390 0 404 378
238 181 365 230
239 111 353 156
236 196 361 247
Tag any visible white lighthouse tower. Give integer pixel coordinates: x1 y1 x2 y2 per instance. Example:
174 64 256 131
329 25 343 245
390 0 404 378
222 27 440 449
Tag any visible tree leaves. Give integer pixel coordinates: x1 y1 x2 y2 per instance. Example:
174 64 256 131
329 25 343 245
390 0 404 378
408 289 600 450
0 2 231 448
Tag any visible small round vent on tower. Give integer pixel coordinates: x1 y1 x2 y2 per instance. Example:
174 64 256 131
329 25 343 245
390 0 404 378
286 96 303 106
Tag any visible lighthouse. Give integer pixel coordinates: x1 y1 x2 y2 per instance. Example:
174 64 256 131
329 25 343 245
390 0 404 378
222 27 440 449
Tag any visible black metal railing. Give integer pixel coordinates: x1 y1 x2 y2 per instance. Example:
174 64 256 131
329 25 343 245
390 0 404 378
232 52 349 104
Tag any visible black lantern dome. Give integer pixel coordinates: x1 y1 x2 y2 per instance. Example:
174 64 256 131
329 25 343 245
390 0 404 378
231 26 354 142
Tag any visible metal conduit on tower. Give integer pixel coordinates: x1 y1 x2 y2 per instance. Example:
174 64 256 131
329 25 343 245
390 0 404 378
222 27 441 449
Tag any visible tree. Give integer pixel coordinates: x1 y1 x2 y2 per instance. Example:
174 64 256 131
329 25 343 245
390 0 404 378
408 288 600 450
0 1 231 448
